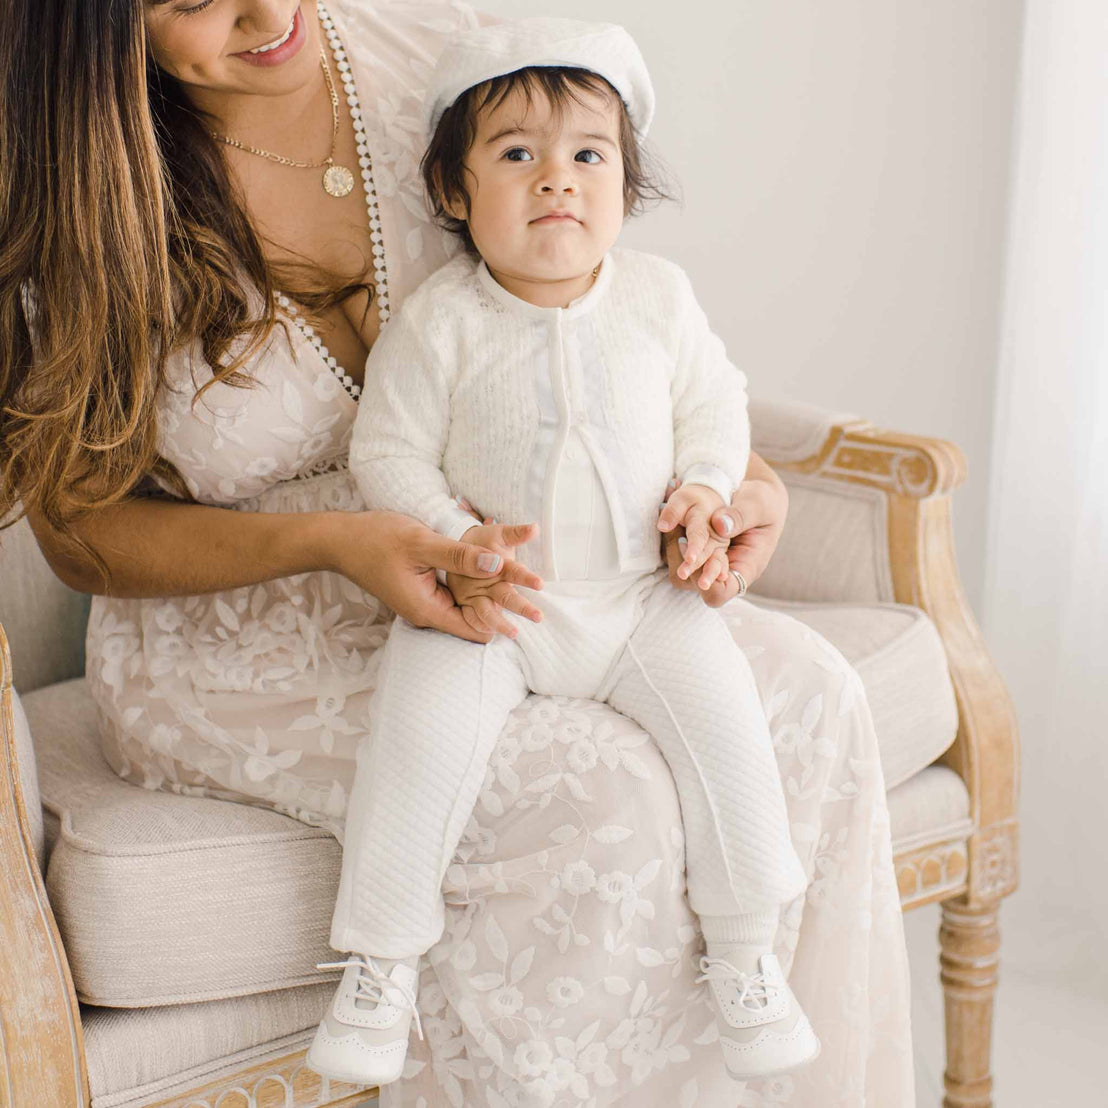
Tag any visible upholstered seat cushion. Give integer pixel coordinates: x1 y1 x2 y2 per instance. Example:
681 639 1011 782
74 762 968 1108
24 599 958 1009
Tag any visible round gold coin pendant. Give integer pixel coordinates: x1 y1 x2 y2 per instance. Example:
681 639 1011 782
322 165 355 198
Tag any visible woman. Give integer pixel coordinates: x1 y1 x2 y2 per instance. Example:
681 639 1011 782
0 1 914 1104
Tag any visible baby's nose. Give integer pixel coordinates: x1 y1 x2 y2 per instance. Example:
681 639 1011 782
540 179 579 194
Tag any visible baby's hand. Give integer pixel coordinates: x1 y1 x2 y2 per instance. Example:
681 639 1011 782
447 522 544 639
657 483 731 590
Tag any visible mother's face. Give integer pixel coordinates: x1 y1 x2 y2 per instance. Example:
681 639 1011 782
144 0 320 99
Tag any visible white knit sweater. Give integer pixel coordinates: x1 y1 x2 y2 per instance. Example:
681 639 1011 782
349 247 749 578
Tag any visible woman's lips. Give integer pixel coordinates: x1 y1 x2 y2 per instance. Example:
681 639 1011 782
232 7 306 68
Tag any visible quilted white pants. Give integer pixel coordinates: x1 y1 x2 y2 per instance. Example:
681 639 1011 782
331 573 808 959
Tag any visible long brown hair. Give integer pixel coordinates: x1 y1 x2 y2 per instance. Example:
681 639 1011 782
0 0 365 560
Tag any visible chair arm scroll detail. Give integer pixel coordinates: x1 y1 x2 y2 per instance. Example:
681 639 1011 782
777 417 969 501
762 409 1020 908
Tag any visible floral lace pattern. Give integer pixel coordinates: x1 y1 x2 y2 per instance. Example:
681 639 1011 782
383 603 914 1108
86 2 914 1104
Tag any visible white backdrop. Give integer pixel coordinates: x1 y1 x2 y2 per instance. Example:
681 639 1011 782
475 0 1025 613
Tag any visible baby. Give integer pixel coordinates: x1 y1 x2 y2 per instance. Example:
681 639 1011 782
309 17 819 1089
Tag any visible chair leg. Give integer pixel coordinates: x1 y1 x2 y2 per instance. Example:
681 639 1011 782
939 894 1001 1108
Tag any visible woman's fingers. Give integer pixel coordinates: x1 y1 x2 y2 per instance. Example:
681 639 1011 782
422 531 506 578
663 528 697 592
710 504 743 541
413 587 492 643
492 582 543 624
710 473 788 589
726 530 771 588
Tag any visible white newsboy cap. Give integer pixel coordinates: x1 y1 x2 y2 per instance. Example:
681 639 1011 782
423 17 655 142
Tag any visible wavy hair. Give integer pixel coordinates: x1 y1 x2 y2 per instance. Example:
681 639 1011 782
0 0 366 567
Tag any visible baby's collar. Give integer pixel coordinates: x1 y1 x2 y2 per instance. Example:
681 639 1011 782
476 252 615 320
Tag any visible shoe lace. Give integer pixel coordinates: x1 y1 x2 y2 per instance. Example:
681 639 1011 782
695 955 781 1014
315 955 425 1041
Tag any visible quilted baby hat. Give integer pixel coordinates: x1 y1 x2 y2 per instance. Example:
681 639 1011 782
424 17 655 142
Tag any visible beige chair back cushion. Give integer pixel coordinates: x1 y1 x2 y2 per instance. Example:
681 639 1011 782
0 514 90 693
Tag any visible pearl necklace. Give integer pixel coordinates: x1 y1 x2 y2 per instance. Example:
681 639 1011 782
275 2 393 402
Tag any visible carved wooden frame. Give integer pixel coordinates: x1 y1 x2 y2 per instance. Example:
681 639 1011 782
771 418 1020 1108
0 416 1018 1108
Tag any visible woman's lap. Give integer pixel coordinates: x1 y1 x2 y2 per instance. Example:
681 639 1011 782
92 591 913 1105
383 599 914 1108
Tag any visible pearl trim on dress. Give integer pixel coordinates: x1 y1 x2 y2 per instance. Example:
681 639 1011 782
275 0 394 403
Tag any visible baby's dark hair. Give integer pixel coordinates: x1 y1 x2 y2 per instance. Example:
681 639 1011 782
420 67 674 257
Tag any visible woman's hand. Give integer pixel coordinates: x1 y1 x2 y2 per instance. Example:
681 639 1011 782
447 521 545 639
662 452 789 608
322 510 543 643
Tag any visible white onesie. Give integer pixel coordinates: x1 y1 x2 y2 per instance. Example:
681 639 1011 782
331 249 807 959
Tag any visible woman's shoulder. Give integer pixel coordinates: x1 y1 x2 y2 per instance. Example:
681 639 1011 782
334 0 496 73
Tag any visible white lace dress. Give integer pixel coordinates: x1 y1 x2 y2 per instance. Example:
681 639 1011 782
86 2 915 1104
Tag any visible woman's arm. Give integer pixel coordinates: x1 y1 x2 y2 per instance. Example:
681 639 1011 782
662 450 788 608
26 497 540 643
27 497 338 597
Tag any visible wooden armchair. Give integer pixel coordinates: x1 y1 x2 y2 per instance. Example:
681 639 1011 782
0 399 1018 1108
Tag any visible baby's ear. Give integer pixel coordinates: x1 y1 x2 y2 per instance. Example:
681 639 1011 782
433 167 467 221
441 189 468 222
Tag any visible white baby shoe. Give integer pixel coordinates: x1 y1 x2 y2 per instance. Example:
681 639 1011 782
307 952 423 1087
697 950 821 1079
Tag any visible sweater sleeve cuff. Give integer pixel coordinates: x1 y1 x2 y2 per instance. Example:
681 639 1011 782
430 501 480 543
680 464 735 506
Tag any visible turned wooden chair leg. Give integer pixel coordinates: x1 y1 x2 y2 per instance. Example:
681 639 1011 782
939 894 1001 1108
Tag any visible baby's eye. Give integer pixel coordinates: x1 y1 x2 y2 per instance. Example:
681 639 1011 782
503 147 533 162
575 149 603 165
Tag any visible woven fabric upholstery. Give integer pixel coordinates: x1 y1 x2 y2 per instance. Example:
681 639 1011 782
80 983 336 1108
749 398 857 463
0 515 90 693
22 595 957 1009
72 766 966 1108
888 764 972 852
748 398 897 605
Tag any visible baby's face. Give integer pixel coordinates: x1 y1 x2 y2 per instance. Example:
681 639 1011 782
450 83 626 295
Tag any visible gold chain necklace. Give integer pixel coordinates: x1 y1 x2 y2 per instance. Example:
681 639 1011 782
208 45 355 198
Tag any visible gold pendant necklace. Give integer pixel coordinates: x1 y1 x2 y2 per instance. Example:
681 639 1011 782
209 44 354 198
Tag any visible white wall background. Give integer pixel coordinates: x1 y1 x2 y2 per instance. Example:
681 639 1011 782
477 0 1025 614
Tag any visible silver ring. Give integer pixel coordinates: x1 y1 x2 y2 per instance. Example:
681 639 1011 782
730 569 748 597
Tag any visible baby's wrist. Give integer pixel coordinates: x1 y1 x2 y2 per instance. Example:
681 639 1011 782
680 463 735 507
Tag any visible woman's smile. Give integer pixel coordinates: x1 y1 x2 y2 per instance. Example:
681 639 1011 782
231 6 305 67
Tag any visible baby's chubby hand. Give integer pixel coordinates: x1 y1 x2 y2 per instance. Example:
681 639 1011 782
657 483 731 590
447 521 544 639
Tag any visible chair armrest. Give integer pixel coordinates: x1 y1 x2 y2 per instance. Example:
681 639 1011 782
751 397 1019 906
0 619 89 1106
